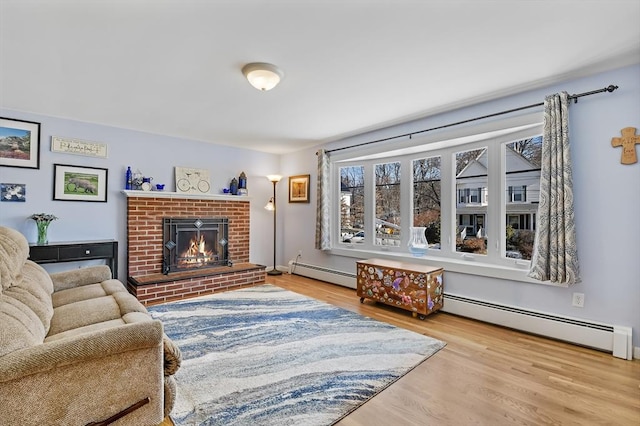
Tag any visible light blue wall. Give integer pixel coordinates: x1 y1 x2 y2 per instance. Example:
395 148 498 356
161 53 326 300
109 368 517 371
0 112 281 279
279 64 640 348
1 64 638 349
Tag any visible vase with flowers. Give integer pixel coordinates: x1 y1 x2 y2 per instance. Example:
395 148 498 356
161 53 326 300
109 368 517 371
29 213 58 245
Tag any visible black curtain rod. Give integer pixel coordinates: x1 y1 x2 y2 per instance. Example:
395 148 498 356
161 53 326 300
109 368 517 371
324 84 619 154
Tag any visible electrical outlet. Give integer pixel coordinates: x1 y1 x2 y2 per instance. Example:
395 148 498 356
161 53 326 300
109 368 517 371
572 292 585 308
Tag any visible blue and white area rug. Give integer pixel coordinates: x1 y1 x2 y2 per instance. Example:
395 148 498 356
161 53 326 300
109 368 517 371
149 284 445 426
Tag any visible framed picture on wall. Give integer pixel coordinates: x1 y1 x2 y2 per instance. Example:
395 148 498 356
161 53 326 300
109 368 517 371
53 164 108 202
289 174 310 203
0 183 26 202
0 117 41 169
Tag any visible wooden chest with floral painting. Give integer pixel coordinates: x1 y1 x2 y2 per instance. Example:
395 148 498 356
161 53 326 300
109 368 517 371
356 258 444 319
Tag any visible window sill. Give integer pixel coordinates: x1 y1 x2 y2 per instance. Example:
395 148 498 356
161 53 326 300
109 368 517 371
330 246 567 287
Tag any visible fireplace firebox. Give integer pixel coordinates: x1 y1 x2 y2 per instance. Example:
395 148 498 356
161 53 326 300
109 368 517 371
163 217 229 274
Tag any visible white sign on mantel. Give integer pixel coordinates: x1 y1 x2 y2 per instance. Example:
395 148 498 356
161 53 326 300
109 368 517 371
51 136 108 158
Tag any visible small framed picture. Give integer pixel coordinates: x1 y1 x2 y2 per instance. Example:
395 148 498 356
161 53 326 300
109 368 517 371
0 183 26 202
0 117 41 169
175 166 211 194
289 174 310 203
51 136 108 158
53 164 108 202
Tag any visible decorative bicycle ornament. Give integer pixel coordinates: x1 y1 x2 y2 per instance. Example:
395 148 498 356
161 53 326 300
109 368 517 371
175 167 211 194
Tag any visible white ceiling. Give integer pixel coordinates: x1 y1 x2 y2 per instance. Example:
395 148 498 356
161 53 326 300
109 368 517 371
1 0 639 154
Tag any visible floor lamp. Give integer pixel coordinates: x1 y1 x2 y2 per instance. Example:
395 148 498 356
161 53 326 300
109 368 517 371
265 175 283 275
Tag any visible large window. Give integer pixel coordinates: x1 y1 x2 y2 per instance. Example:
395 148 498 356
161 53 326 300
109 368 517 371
340 165 364 243
503 136 542 260
455 147 488 255
375 162 401 246
413 156 441 249
332 114 543 274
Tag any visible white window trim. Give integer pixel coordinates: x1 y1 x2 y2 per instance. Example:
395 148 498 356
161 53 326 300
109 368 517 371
330 113 554 285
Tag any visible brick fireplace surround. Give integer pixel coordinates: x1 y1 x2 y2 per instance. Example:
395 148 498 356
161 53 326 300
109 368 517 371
124 191 266 305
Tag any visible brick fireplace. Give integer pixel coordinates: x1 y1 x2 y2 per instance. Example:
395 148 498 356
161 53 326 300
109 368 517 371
124 191 265 305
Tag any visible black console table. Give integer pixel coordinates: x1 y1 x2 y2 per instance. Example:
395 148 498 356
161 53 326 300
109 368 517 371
29 240 118 279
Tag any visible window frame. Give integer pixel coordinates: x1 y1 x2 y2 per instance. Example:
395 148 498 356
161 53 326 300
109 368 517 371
329 113 554 285
509 185 527 202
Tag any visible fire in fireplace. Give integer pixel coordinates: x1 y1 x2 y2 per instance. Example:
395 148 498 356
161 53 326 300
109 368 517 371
163 217 229 274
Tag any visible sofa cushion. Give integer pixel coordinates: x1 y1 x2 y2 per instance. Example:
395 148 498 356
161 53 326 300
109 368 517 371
48 296 122 336
0 294 45 357
0 227 55 356
47 307 158 343
112 291 149 316
101 279 128 294
52 283 107 308
52 279 128 308
44 318 126 343
51 265 117 291
49 265 113 292
0 260 54 357
123 311 153 324
0 226 29 291
4 261 54 328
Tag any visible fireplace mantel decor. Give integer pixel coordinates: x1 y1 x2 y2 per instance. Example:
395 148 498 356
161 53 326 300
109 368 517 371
122 189 250 202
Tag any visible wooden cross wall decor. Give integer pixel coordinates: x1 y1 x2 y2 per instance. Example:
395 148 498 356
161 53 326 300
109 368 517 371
611 127 640 165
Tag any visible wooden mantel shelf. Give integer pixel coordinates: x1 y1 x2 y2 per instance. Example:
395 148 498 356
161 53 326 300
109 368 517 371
121 190 251 202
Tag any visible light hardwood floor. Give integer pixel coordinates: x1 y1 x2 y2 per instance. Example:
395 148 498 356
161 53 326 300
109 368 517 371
262 273 640 426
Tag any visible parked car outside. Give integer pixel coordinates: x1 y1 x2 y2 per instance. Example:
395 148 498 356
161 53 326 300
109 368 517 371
343 231 364 243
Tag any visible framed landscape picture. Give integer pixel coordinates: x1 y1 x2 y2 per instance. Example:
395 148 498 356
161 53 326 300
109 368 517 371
53 164 108 202
0 117 41 169
289 174 310 203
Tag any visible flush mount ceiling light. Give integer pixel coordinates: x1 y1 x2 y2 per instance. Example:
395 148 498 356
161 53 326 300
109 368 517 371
242 62 284 91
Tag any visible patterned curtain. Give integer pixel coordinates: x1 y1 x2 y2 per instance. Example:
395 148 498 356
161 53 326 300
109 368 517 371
528 92 581 284
315 149 331 250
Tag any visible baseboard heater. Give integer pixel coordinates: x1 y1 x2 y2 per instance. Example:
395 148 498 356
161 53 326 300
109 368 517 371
445 293 632 359
287 260 633 360
288 260 357 289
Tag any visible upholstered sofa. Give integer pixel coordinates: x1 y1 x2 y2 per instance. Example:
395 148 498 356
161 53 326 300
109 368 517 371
0 226 180 425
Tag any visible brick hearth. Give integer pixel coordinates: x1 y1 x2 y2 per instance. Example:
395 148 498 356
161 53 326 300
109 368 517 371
124 191 265 305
